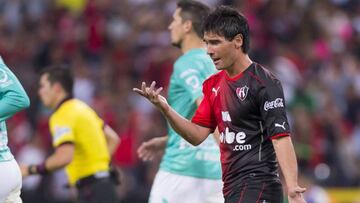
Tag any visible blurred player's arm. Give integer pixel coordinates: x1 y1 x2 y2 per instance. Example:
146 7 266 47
21 143 74 177
133 81 211 146
0 60 30 120
104 124 120 155
137 136 168 161
272 136 307 203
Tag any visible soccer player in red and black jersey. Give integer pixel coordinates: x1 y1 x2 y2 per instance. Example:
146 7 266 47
134 5 306 203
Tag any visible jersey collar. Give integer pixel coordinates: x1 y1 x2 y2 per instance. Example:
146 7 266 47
54 96 73 111
224 63 255 81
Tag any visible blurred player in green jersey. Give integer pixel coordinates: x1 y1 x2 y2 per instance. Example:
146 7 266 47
137 1 223 203
0 56 30 203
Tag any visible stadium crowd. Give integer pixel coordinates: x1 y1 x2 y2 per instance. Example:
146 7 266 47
0 0 359 202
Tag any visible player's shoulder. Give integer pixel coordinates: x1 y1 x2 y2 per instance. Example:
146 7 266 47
62 98 83 109
54 99 85 116
175 49 211 68
248 63 281 87
173 56 190 74
0 56 6 67
0 56 12 74
203 71 224 87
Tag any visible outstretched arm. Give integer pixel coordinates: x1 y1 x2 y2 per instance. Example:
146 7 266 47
133 81 212 146
272 136 306 203
195 97 220 145
21 143 74 177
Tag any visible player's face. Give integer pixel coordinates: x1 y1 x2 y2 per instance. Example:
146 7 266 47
204 32 239 70
38 74 57 109
168 8 186 48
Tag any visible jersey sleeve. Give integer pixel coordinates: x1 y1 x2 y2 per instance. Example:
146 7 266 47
173 61 203 103
50 115 75 147
0 57 30 121
258 77 290 140
191 80 217 130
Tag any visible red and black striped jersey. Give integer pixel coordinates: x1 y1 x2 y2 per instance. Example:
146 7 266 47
192 63 290 195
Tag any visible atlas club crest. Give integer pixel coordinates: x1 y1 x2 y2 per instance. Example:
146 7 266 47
236 86 249 101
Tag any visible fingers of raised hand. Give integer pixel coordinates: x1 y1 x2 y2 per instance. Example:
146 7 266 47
147 82 162 99
141 82 146 92
155 87 163 95
149 81 156 92
133 81 163 102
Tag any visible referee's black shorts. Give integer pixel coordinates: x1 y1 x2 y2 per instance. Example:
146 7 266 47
225 179 283 203
76 172 119 203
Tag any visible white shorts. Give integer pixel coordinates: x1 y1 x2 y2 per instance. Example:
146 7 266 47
149 170 223 203
0 159 22 203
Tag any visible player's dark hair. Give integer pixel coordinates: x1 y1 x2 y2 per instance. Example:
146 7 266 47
40 65 74 96
177 0 210 38
203 6 250 53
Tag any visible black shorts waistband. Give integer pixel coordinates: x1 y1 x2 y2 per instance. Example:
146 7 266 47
75 171 110 188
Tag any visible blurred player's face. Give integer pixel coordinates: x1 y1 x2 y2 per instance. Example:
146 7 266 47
38 74 58 109
168 8 186 48
204 32 239 70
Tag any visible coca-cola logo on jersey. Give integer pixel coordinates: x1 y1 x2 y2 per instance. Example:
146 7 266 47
264 98 284 111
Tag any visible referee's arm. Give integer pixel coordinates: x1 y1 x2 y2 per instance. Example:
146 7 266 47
21 143 74 176
104 124 120 156
43 143 74 171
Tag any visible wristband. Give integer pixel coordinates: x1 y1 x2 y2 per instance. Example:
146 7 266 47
28 163 48 175
36 163 49 175
28 164 37 175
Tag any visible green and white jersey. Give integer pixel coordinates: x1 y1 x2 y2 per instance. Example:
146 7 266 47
160 48 221 179
0 56 30 162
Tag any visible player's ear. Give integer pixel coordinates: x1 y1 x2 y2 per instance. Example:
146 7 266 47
183 20 192 33
53 82 62 92
233 34 243 50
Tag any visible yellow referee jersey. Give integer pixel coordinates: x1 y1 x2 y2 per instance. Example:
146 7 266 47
49 98 110 185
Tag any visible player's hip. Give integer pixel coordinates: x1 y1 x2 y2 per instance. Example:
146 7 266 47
0 159 22 203
159 158 222 179
66 163 110 185
149 170 224 203
224 178 283 203
76 172 119 203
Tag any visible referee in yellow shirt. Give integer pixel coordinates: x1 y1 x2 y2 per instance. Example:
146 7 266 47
21 66 120 203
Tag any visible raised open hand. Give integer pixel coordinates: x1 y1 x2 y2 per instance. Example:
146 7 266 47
133 81 168 111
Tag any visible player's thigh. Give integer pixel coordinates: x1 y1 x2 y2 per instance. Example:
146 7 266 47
149 171 186 203
77 178 118 203
4 184 22 203
201 179 224 203
0 160 22 203
225 181 283 203
149 171 223 203
91 178 119 203
149 170 208 203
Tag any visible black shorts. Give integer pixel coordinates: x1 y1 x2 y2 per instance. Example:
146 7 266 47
76 176 119 203
225 180 283 203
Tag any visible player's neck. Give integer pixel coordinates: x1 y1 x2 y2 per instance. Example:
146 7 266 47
181 35 204 54
226 54 253 78
52 92 69 110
